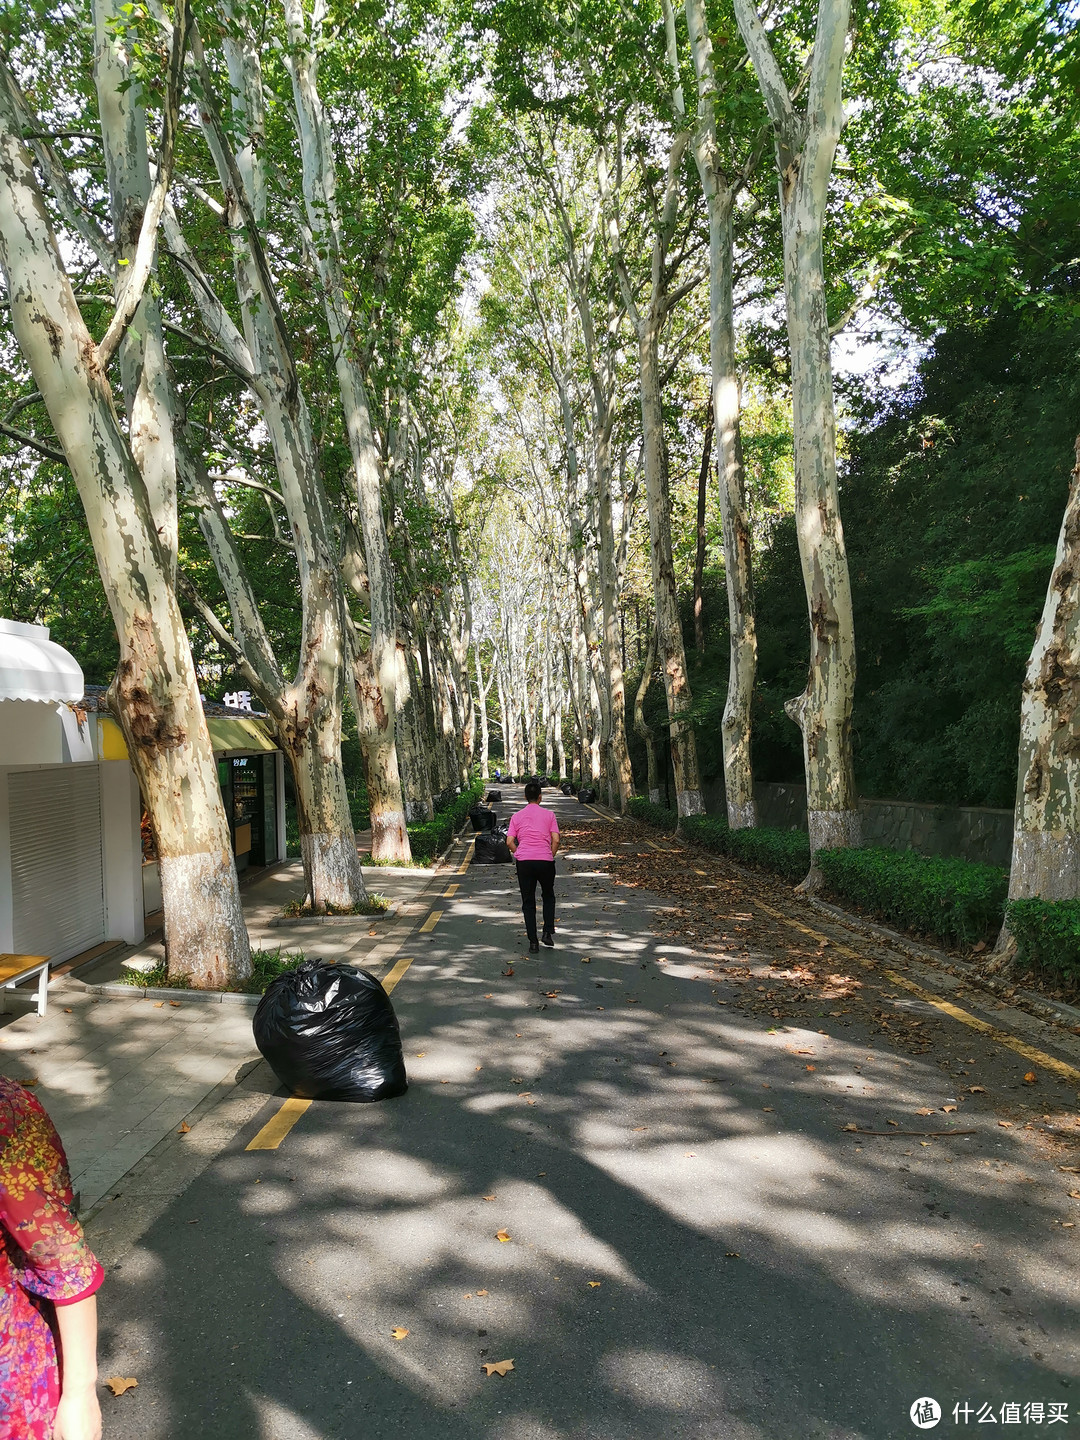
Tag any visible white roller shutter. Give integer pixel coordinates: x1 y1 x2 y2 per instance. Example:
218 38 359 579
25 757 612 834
10 767 106 961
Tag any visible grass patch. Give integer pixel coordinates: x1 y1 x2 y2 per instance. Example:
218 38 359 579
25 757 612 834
118 948 307 995
280 894 390 919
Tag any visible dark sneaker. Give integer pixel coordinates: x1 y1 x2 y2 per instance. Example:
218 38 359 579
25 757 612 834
541 930 555 947
529 938 539 953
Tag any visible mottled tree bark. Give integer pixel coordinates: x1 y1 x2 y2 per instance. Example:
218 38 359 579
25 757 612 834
998 437 1080 954
0 102 250 987
734 0 857 875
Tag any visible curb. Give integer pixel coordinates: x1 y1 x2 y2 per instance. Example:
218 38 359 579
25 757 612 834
83 982 260 1006
266 906 398 928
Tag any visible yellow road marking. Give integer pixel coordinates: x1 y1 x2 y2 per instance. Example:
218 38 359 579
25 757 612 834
382 956 414 994
457 840 475 875
586 804 614 822
753 899 1080 1084
245 1096 312 1151
419 909 442 933
444 883 459 897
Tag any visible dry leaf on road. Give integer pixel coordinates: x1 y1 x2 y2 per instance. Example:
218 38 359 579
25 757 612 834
1024 1072 1038 1084
482 1360 515 1377
105 1377 138 1396
496 1230 511 1242
476 1289 489 1296
915 1108 934 1116
588 1281 601 1288
177 1122 191 1134
390 1328 409 1340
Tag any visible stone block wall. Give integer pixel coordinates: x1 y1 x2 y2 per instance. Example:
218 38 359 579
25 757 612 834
701 778 1012 870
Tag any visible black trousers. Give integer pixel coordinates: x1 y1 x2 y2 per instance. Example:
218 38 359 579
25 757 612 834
515 859 556 941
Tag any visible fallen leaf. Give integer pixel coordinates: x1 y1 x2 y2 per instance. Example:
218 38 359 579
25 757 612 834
511 1077 524 1083
580 957 590 964
495 1230 511 1242
915 1108 934 1117
587 1281 601 1288
1060 1166 1080 1173
414 1052 426 1058
1024 1071 1037 1084
1069 1190 1080 1199
969 1086 986 1093
886 1119 899 1126
843 1123 858 1132
390 1327 409 1340
153 1001 164 1008
177 1122 191 1134
475 1066 482 1071
483 993 493 999
805 1064 816 1071
476 1289 489 1296
105 1377 138 1396
502 968 514 978
762 1106 774 1113
632 1126 647 1131
545 991 560 998
63 1007 72 1014
724 1251 740 1258
998 1121 1013 1128
18 1078 38 1087
482 1360 515 1377
1063 1222 1076 1229
169 1001 181 1008
942 1105 957 1114
483 1195 496 1201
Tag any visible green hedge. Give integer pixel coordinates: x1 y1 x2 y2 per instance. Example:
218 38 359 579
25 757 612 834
680 814 811 883
407 777 485 861
1006 898 1080 978
626 796 678 830
816 846 1007 945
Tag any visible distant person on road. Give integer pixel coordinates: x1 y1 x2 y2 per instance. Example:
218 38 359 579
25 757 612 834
506 780 559 953
0 1077 103 1440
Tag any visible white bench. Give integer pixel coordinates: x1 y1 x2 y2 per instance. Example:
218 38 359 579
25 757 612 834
0 954 50 1017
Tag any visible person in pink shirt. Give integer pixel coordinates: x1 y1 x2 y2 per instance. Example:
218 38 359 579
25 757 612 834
506 781 560 952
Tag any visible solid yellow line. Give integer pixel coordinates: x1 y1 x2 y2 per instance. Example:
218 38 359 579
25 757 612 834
753 899 1080 1085
419 909 442 933
457 840 475 875
382 956 414 994
245 1096 312 1152
444 883 459 897
586 804 613 822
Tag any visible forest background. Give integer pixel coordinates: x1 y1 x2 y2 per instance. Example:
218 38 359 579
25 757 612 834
0 0 1077 961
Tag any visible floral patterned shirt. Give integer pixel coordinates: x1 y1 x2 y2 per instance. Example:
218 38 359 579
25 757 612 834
0 1078 103 1439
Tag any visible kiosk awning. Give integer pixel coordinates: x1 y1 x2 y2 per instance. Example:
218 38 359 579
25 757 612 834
0 618 84 703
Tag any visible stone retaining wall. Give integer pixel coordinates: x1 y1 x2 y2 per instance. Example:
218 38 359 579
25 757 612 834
701 778 1013 869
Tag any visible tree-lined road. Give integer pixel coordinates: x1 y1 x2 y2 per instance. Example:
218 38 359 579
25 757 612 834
91 793 1079 1440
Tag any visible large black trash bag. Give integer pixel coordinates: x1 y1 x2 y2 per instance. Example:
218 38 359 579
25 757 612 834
474 826 513 864
560 782 573 796
577 787 597 804
486 790 502 804
469 805 496 832
253 959 408 1102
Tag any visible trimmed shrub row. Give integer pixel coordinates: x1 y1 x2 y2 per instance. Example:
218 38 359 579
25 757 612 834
680 814 812 884
815 846 1007 946
408 777 485 861
1006 898 1080 979
625 796 678 831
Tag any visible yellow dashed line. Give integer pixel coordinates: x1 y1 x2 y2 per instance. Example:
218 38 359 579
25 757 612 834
381 956 414 994
457 840 475 875
586 804 614 822
753 899 1080 1085
245 1096 312 1152
444 883 459 898
419 910 442 933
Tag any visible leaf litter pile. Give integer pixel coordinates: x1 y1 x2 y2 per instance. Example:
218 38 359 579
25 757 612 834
561 821 1080 1161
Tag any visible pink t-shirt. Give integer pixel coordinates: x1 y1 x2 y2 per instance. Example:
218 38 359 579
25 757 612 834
507 804 559 862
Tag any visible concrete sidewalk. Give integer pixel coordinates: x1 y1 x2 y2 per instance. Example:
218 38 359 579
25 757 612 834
0 844 463 1217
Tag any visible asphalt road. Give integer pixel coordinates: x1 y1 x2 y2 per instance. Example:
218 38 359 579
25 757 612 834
91 789 1079 1440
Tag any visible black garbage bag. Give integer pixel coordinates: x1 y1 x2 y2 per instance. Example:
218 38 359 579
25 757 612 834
560 782 573 796
469 806 496 832
474 826 513 864
577 787 597 804
253 959 408 1102
486 790 502 804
